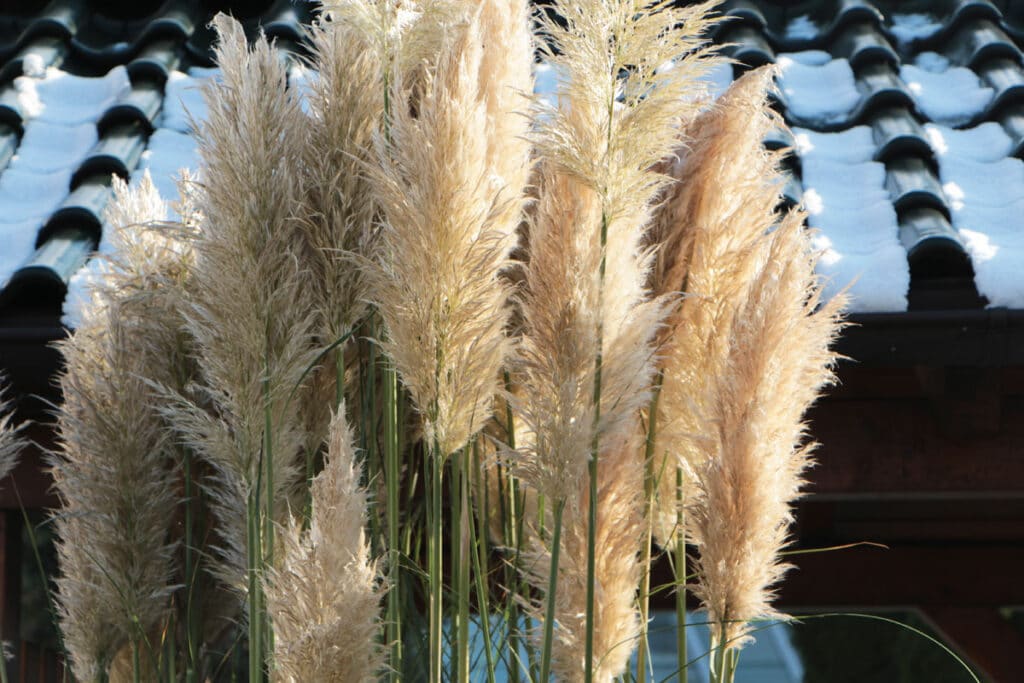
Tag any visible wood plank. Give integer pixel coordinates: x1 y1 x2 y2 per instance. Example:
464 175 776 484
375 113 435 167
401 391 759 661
806 397 1024 497
776 543 1024 608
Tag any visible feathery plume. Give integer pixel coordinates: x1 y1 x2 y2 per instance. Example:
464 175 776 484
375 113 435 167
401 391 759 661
368 2 528 456
265 405 384 682
646 68 848 651
298 8 383 346
510 2 722 678
650 67 788 545
52 174 188 681
689 213 845 652
0 381 25 485
166 14 317 585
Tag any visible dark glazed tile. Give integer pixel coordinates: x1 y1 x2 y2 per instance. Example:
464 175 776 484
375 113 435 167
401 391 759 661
72 121 148 187
885 156 949 217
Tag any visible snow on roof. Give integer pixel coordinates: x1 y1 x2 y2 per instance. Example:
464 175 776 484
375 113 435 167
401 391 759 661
2 0 1024 323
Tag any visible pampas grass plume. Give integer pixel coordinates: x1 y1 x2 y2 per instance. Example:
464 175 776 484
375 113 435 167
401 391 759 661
512 2 722 678
166 14 318 584
52 175 183 681
0 382 24 485
651 68 849 651
265 404 384 682
369 2 526 456
650 67 789 545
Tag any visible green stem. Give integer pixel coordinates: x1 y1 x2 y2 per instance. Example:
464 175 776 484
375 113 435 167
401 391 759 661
131 640 140 683
675 467 687 683
247 490 263 683
453 447 471 683
540 499 566 683
183 448 199 683
166 614 176 683
261 357 273 674
428 439 444 683
384 359 402 682
470 444 497 683
636 373 663 682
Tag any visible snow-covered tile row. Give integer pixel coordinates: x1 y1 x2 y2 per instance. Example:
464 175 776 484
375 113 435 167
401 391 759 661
0 66 131 294
778 52 998 129
928 127 1024 308
64 67 220 326
798 135 910 312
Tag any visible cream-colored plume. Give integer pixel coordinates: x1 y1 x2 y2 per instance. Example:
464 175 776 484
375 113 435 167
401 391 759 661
265 405 384 682
368 1 531 457
164 14 318 586
298 9 383 346
689 213 845 651
53 175 189 682
649 68 847 651
0 381 24 485
650 67 788 545
511 1 722 678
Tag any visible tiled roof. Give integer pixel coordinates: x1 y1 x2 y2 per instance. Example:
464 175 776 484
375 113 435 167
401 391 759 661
0 0 1021 323
0 0 311 325
701 0 1024 312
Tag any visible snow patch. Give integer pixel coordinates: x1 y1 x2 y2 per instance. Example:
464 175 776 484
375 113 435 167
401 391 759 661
0 168 72 221
914 51 950 73
954 204 1024 307
791 126 875 163
703 60 733 100
15 66 130 125
12 121 97 173
925 122 1013 162
938 156 1024 208
778 58 860 126
890 13 943 48
163 70 215 133
802 158 908 311
62 254 110 329
785 15 818 41
776 50 832 67
20 52 46 78
135 129 201 216
900 64 992 126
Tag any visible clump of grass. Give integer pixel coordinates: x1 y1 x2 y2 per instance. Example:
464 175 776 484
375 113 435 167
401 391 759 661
160 15 322 680
51 174 190 682
265 404 385 682
654 68 847 680
512 2 722 680
46 4 855 682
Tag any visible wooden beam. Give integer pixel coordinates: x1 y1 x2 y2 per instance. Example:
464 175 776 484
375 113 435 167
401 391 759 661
806 397 1024 497
776 543 1024 608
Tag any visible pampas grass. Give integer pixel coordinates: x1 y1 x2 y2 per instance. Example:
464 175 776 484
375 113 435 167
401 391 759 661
651 67 787 547
365 4 532 678
265 404 384 682
160 16 322 680
47 4 852 682
368 6 520 458
52 175 188 682
647 67 847 678
512 2 722 679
